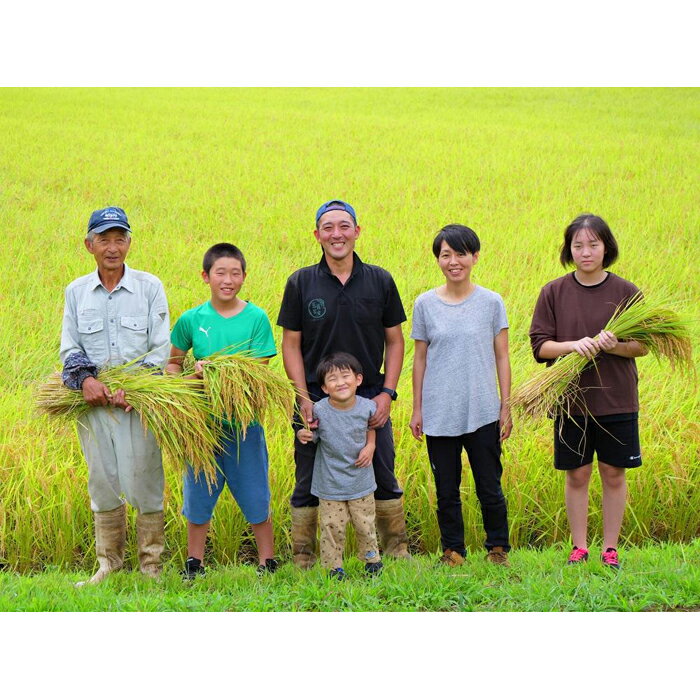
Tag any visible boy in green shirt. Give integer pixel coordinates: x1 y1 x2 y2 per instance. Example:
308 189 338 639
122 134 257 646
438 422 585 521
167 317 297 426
167 243 278 578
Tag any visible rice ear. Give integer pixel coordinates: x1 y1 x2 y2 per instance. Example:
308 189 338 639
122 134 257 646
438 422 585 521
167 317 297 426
201 349 297 433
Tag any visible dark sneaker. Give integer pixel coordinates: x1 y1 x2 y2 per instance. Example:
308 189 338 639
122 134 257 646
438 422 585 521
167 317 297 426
257 558 279 575
329 567 347 581
485 546 510 567
601 548 620 569
182 556 205 581
566 547 589 565
365 561 383 576
438 549 465 567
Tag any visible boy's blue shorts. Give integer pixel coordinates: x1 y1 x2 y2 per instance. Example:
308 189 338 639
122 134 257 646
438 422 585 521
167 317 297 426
182 423 271 525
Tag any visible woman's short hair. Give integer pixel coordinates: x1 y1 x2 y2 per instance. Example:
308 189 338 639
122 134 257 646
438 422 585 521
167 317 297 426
560 214 619 268
432 224 481 258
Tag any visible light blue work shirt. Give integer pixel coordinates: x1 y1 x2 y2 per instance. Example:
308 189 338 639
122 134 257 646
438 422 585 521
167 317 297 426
60 263 170 370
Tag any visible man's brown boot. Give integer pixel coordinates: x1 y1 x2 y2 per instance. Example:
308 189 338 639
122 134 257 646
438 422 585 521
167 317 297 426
136 511 165 578
438 549 465 567
76 504 126 587
291 506 318 569
375 498 411 559
486 546 510 567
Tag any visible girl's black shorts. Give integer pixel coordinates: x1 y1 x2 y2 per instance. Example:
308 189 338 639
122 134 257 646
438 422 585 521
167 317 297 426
554 413 642 470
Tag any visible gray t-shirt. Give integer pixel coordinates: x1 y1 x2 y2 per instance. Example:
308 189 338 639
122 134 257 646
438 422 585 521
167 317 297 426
411 286 508 436
310 396 377 501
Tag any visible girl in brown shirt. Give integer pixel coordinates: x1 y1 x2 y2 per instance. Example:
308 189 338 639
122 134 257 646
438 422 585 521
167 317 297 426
529 214 648 569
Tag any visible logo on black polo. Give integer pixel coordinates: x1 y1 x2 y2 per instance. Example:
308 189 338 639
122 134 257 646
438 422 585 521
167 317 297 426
308 298 326 319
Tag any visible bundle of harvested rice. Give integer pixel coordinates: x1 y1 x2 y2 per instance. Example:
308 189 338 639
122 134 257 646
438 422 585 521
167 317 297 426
36 364 223 484
511 293 694 420
200 350 296 435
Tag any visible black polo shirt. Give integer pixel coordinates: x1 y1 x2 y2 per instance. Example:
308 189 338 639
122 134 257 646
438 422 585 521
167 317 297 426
277 252 406 391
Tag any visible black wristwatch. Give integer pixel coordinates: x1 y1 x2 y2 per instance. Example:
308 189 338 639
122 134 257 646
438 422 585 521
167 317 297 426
380 387 398 401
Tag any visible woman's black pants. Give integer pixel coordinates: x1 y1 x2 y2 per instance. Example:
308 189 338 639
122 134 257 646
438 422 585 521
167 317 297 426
426 421 510 556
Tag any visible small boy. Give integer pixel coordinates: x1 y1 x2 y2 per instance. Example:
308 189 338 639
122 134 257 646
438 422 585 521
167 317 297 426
166 243 278 579
296 352 383 580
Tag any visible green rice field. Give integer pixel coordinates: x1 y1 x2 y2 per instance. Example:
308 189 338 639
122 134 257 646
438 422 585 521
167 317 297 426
1 88 698 574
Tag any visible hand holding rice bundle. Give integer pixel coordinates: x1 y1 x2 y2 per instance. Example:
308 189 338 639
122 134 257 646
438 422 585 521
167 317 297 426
36 352 297 482
512 292 694 420
36 363 224 484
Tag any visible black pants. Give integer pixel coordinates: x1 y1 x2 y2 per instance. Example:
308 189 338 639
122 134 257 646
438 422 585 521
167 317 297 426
290 384 403 508
426 421 510 555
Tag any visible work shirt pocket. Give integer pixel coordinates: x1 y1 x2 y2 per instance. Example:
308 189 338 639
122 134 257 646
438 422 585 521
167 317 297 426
355 297 383 324
120 315 149 359
77 317 105 359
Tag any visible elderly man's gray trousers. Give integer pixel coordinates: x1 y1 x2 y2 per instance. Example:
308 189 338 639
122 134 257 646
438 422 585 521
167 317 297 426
77 406 164 513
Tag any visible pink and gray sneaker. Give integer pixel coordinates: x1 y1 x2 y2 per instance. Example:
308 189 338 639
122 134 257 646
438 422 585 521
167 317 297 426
566 546 589 565
601 548 620 569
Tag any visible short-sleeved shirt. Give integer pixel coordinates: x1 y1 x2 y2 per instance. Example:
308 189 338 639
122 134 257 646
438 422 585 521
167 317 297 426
310 396 377 501
529 271 640 417
171 300 276 360
411 286 508 436
60 263 170 370
277 253 406 391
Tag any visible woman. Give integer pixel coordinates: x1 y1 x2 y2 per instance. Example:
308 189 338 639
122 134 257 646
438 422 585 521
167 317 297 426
410 224 512 566
529 214 648 568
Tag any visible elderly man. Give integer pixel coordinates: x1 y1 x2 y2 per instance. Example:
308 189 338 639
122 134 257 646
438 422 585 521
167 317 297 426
60 206 170 585
277 199 410 568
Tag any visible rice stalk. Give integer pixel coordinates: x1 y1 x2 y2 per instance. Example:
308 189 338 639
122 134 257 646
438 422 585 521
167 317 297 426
606 293 694 370
201 349 297 436
35 365 223 484
511 293 694 420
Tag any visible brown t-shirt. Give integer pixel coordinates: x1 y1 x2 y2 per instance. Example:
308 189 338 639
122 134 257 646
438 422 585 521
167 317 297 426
529 272 640 416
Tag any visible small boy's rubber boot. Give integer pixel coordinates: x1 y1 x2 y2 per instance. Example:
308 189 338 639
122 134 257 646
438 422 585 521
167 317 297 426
329 567 347 581
136 511 165 578
438 549 465 567
375 498 411 559
76 504 127 587
365 561 383 576
182 557 206 581
291 506 318 569
485 546 510 567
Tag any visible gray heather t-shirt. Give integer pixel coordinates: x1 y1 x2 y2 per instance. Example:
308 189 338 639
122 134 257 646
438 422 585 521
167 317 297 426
310 396 377 501
411 286 508 436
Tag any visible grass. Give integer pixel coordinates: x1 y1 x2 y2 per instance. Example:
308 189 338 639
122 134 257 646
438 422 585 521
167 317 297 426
0 88 698 574
0 540 697 612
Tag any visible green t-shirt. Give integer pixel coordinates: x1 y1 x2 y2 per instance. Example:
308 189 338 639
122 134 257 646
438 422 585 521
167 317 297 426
171 300 276 360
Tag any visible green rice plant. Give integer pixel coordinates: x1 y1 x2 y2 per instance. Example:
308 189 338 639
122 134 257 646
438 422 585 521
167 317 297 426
35 364 223 484
511 293 694 420
201 348 297 436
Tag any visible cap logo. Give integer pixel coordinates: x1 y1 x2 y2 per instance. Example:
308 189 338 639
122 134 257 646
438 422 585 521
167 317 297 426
103 212 119 219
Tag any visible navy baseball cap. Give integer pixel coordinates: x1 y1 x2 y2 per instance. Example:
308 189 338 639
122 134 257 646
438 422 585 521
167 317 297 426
315 200 357 226
87 207 131 235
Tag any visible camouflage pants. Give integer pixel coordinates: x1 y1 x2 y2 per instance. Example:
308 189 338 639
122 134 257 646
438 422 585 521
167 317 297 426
319 494 381 569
